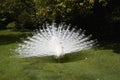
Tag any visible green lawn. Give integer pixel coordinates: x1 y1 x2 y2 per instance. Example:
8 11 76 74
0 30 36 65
0 30 120 80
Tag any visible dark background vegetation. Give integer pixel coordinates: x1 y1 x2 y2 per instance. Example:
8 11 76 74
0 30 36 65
0 0 120 41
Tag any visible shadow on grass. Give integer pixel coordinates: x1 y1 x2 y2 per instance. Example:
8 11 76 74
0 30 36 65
58 52 89 63
24 52 89 63
0 34 27 45
98 41 120 54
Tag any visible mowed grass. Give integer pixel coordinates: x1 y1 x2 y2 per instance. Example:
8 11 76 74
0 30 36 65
0 30 120 80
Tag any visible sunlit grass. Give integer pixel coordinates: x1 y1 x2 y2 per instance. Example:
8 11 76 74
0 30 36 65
0 30 120 80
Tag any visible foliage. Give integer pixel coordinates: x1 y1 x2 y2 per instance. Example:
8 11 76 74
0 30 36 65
0 0 35 29
0 0 107 29
33 0 95 24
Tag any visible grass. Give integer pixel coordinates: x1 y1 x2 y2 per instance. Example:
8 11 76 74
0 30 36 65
0 30 120 80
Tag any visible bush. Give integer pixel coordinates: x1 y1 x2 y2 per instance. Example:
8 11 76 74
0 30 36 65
0 0 36 30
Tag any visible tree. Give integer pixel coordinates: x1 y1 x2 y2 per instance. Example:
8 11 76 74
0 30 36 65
0 0 36 30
